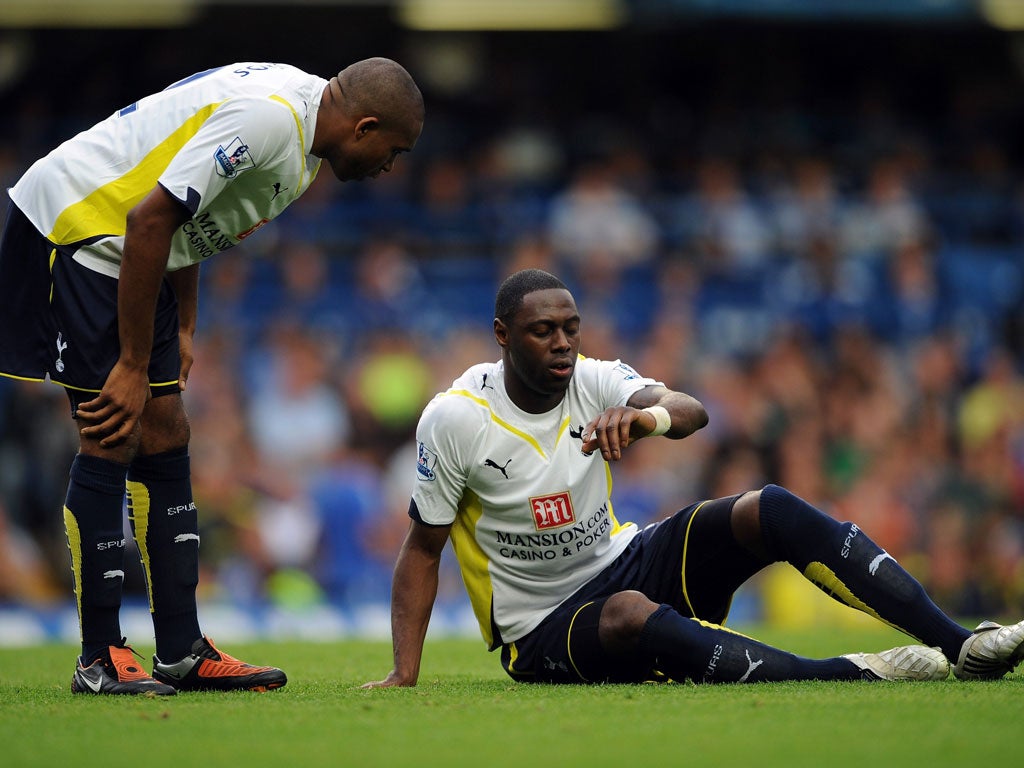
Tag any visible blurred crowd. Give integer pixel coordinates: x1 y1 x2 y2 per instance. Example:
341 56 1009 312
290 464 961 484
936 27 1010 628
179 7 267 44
1 26 1023 622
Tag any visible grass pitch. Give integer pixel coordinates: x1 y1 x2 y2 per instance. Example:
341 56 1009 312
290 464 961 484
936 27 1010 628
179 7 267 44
1 624 1019 768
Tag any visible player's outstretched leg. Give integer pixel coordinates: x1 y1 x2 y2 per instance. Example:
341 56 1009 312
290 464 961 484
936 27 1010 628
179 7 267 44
152 636 287 692
757 484 971 663
954 620 1024 680
638 605 949 683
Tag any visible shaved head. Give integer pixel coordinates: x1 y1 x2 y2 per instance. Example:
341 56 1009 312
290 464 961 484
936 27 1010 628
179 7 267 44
337 57 424 130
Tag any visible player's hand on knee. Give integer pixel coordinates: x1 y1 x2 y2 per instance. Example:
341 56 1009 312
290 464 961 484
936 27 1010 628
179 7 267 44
76 362 150 447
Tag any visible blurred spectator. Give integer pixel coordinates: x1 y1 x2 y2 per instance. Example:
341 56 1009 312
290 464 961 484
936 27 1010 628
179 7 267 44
957 349 1024 511
347 236 442 341
345 330 434 464
270 240 350 335
677 156 774 274
412 156 490 257
772 156 846 260
883 235 945 346
0 501 62 604
547 158 659 286
839 157 931 258
246 324 352 483
0 380 78 574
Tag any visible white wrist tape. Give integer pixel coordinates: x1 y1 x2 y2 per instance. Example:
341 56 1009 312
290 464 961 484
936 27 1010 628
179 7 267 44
642 405 671 437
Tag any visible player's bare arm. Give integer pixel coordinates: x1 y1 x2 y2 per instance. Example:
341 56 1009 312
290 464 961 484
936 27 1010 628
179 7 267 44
363 519 451 688
166 263 200 391
76 186 190 450
580 385 708 461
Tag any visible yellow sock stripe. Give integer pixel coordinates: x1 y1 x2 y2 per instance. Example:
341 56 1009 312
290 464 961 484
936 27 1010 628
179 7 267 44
125 480 156 613
803 561 918 639
47 102 225 245
691 616 755 640
62 506 84 642
566 600 597 682
649 617 754 682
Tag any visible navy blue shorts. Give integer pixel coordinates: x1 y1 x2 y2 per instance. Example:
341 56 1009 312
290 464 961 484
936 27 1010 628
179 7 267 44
0 201 181 414
501 493 764 683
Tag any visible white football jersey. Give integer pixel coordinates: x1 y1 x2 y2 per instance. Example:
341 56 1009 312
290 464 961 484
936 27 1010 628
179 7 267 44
10 62 325 277
412 356 661 647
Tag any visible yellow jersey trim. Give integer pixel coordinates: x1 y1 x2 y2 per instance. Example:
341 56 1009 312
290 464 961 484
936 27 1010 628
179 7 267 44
268 94 320 195
449 488 495 647
48 101 225 245
447 389 548 459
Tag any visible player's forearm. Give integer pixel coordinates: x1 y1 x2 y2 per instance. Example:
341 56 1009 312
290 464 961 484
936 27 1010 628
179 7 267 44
628 388 708 439
116 253 162 368
118 189 188 366
653 391 708 439
166 263 200 337
388 544 442 685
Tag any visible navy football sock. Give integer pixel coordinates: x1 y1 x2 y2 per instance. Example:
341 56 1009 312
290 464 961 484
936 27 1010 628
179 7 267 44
63 454 130 663
638 605 861 683
127 448 201 662
759 484 969 661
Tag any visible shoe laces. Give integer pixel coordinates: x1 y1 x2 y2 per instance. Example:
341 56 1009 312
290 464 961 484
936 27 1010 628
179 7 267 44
108 640 152 682
194 636 223 661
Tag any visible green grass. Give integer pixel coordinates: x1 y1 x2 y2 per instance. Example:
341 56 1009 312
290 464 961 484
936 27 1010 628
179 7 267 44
1 625 1019 768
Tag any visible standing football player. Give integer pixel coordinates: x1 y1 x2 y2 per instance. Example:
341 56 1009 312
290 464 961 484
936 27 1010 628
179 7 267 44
0 58 424 695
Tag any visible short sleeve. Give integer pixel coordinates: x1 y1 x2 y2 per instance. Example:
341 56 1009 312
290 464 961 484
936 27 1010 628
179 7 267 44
409 394 484 526
158 97 296 214
581 357 661 409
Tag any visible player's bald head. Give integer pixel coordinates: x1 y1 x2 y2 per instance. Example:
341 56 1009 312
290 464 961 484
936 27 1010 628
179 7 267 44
337 57 424 131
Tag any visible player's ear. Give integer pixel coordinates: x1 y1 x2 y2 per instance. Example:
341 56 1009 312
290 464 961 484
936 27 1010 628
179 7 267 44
494 318 510 348
354 116 380 138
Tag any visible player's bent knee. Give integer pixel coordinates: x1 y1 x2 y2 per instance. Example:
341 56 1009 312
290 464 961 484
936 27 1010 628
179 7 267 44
599 591 659 653
140 393 191 453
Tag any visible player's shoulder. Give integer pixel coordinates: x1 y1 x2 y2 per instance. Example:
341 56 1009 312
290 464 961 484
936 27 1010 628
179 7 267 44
421 363 498 425
571 354 643 383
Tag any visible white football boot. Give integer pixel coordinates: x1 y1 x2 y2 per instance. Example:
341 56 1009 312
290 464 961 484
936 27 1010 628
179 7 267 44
843 644 950 681
953 619 1024 681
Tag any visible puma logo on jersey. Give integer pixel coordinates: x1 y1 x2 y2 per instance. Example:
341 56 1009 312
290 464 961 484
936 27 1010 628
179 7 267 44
271 182 288 200
484 458 511 479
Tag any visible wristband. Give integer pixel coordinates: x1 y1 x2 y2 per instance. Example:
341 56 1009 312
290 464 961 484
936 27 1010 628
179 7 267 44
642 405 671 437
